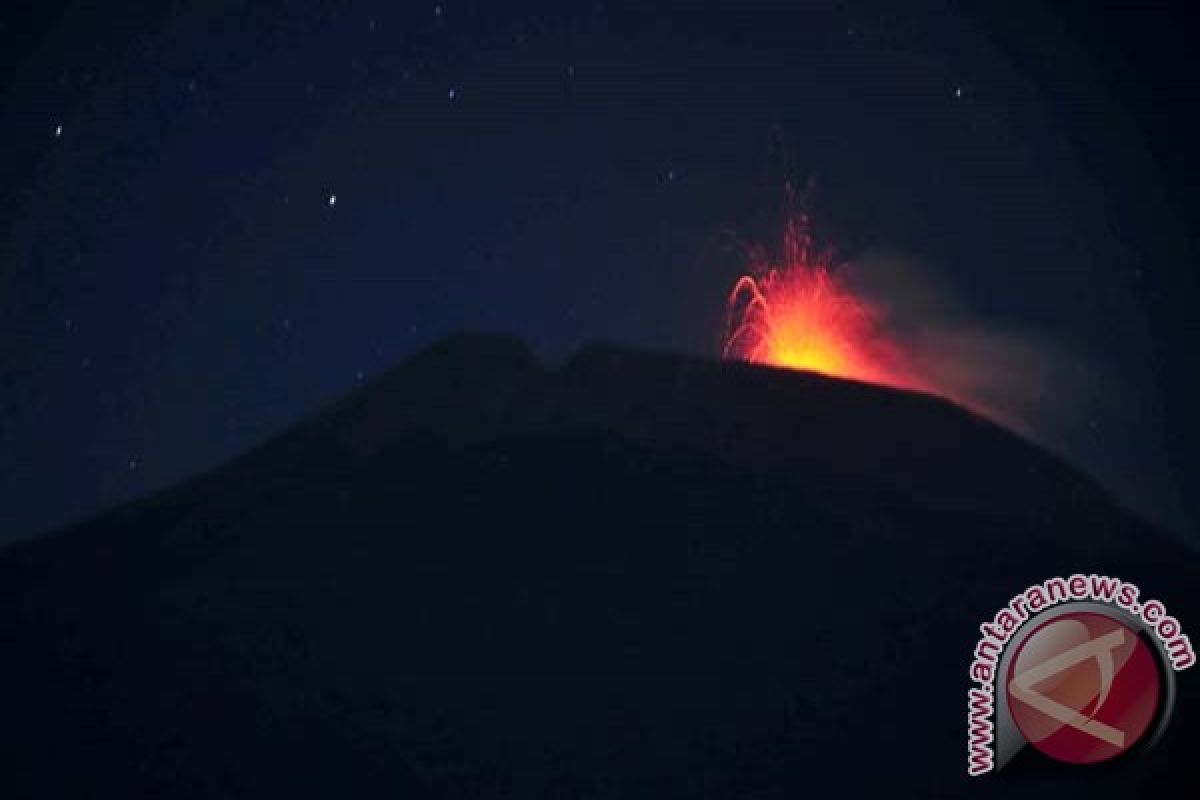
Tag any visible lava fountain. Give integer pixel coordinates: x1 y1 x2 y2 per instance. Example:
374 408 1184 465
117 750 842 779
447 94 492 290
723 214 928 393
722 212 1083 440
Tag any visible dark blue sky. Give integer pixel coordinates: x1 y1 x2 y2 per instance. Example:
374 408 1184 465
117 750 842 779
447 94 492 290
2 1 1198 542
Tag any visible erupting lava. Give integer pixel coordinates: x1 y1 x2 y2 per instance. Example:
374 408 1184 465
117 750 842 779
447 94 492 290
723 211 1071 437
723 215 925 392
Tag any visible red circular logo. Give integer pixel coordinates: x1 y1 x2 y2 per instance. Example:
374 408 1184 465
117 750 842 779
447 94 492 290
1006 611 1162 764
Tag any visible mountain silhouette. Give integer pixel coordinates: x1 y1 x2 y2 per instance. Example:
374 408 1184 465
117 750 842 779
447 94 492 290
2 333 1196 797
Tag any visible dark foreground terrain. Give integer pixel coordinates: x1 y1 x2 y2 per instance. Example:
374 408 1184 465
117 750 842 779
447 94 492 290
2 334 1196 797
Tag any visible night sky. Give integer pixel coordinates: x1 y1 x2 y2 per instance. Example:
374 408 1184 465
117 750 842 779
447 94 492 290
3 1 1199 543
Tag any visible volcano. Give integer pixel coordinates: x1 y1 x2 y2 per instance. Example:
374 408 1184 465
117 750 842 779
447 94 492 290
1 333 1196 797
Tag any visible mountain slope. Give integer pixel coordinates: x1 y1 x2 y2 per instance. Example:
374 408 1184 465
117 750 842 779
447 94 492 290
2 333 1196 798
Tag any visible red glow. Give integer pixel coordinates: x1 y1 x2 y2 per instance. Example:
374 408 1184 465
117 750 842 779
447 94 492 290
723 215 928 392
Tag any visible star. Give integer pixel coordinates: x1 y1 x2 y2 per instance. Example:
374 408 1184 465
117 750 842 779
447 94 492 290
328 193 337 207
448 88 456 100
54 123 63 137
954 86 963 98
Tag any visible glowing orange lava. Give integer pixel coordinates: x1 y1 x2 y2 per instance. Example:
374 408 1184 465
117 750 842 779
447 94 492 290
723 215 924 392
